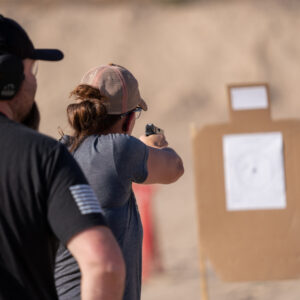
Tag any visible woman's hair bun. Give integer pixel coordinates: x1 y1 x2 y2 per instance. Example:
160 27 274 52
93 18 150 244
66 84 121 152
67 84 107 133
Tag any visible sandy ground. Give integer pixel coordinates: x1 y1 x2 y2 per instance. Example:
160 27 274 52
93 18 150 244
3 0 300 299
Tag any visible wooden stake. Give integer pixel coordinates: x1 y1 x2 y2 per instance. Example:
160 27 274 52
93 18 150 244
190 123 209 300
199 249 209 300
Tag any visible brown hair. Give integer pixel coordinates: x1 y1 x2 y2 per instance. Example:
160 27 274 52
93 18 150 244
67 84 121 151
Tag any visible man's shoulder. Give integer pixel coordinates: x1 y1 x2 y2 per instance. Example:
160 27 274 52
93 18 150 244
20 125 59 149
0 118 61 156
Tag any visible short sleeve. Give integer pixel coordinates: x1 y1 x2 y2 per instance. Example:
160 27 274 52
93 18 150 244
45 144 107 246
113 135 149 183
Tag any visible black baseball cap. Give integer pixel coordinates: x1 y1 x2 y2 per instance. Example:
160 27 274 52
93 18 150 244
0 15 64 61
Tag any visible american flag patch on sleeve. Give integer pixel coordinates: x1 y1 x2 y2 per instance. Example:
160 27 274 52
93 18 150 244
69 184 103 215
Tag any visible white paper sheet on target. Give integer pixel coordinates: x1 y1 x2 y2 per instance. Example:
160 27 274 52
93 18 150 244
222 132 286 211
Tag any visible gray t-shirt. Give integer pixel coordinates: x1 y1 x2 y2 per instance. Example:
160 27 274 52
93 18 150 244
55 134 149 300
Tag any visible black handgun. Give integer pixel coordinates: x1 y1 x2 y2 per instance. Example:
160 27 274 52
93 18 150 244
145 123 164 136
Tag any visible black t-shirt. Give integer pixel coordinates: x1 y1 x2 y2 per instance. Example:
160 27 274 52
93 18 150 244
0 114 107 300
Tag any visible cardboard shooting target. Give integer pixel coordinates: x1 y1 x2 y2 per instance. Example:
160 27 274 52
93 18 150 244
192 83 300 281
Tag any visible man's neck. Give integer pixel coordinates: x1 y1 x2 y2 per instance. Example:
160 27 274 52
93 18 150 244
0 102 13 120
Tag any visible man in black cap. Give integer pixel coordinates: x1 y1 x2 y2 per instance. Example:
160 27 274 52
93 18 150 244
0 15 125 300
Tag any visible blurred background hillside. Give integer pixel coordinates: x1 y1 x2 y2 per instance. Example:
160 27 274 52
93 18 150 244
3 0 300 299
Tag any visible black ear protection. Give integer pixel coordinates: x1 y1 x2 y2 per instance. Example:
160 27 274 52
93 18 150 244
0 53 24 100
0 14 25 100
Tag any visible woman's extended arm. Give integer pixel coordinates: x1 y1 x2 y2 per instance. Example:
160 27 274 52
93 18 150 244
139 133 184 184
